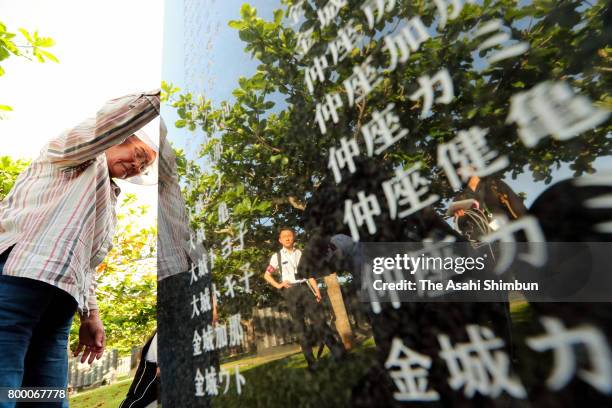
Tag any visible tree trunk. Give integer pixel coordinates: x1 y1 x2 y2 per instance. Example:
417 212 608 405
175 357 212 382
324 273 354 350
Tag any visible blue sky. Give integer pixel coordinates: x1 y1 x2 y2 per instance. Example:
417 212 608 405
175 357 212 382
162 0 277 161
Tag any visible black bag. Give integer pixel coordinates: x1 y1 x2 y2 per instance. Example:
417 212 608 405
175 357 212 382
119 333 159 408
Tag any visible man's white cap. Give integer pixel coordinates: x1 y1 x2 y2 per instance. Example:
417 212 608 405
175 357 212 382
125 129 159 185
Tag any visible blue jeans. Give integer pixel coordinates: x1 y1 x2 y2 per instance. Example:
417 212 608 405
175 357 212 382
0 249 77 408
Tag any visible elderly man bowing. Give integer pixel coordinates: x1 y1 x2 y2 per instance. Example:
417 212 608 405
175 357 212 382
0 90 159 407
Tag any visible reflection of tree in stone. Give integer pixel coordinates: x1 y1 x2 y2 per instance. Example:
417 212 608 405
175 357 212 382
165 0 610 295
163 2 610 402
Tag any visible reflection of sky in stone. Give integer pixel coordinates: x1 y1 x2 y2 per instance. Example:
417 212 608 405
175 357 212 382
162 0 277 165
162 0 611 209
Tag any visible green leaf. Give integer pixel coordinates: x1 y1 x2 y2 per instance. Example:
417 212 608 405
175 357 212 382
0 48 9 61
35 37 54 47
238 29 257 42
228 20 245 30
232 88 247 98
240 4 252 19
17 28 32 43
33 50 44 63
274 9 284 25
39 49 59 63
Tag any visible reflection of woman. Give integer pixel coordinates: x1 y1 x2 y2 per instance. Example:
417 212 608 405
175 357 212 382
452 174 527 240
119 331 159 408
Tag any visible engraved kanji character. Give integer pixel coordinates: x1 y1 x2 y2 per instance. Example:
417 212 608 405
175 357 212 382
305 55 329 94
229 313 244 347
506 81 610 148
202 325 215 352
473 19 529 66
382 17 429 71
344 191 381 241
191 294 200 318
193 329 203 356
343 56 382 107
361 103 408 156
215 324 228 349
527 316 612 394
194 368 205 397
240 263 254 293
385 337 440 401
218 201 230 224
205 366 219 396
482 216 546 275
295 27 314 59
439 324 526 398
361 0 397 29
438 126 509 190
382 164 440 219
433 0 475 29
200 288 212 313
317 0 348 28
328 137 360 183
315 92 343 134
409 68 454 118
288 0 305 25
327 20 363 64
224 275 237 298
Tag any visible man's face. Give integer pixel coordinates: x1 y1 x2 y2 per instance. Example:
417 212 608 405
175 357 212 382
278 230 295 249
106 135 157 179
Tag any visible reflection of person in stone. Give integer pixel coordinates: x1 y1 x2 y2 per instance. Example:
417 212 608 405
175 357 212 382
452 174 527 240
0 90 159 408
263 227 345 371
156 119 217 407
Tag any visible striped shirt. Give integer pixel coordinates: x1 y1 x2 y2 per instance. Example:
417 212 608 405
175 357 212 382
0 90 160 313
157 118 203 280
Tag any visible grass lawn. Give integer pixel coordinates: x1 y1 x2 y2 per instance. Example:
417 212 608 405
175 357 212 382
214 337 378 408
69 339 377 408
69 377 132 408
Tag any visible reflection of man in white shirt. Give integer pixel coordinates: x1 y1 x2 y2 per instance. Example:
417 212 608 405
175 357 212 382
265 228 320 296
264 227 344 370
268 244 304 284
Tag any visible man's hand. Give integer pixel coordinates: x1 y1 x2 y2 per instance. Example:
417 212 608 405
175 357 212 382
74 309 105 365
454 209 466 217
315 291 322 303
277 280 291 289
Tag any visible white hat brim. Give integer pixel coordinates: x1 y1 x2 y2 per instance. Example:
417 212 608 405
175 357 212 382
123 129 159 186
